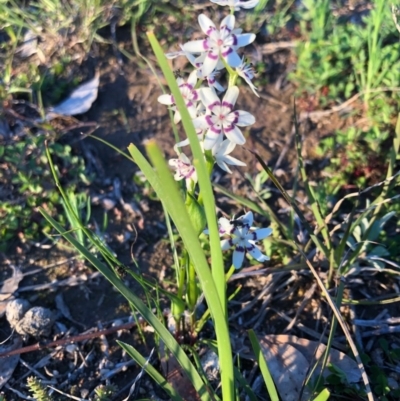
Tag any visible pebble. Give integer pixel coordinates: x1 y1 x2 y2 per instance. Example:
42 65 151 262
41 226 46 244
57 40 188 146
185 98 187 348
6 299 31 328
15 306 55 337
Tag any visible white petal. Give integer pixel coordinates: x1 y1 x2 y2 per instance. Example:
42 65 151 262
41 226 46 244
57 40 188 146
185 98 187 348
211 80 225 92
251 227 273 240
213 138 233 156
158 94 174 105
218 217 233 234
236 110 255 126
221 239 232 251
232 248 245 269
204 130 220 150
242 211 254 226
223 86 239 107
198 14 216 36
236 33 256 47
224 49 242 68
187 70 198 87
174 137 190 153
199 87 220 109
221 14 235 31
183 39 208 53
202 54 219 77
210 0 230 5
216 159 232 173
192 115 209 129
238 0 259 8
221 154 246 167
224 125 245 145
165 50 184 59
173 110 182 124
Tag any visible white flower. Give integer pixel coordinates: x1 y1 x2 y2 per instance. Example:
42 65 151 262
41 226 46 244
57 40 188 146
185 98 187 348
169 153 197 190
211 0 260 10
193 86 255 150
218 211 272 269
212 137 246 173
157 70 199 124
236 58 259 97
182 14 256 76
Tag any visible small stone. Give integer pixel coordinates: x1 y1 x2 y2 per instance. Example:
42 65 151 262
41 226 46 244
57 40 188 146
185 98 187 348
65 344 78 354
6 299 31 328
15 306 55 337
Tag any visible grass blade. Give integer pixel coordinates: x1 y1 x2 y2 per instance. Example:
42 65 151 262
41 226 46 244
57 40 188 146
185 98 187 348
248 329 279 401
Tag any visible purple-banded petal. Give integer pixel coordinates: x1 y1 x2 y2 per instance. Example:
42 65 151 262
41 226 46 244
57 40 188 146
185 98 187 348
220 14 235 32
224 124 245 145
198 14 216 36
158 94 174 105
202 53 219 77
223 111 239 126
183 39 209 53
223 48 242 68
223 86 239 107
232 248 246 269
247 227 273 241
236 33 256 47
236 110 255 126
210 78 225 92
204 130 220 150
247 245 269 262
199 87 220 110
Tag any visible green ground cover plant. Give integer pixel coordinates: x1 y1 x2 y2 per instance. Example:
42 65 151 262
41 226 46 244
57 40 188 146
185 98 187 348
0 134 91 251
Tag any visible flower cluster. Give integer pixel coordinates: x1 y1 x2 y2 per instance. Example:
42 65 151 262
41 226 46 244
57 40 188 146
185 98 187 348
158 0 271 268
159 2 260 182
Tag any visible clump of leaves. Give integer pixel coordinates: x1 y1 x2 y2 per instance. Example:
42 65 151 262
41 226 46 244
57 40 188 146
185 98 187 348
0 133 91 250
94 384 118 401
292 0 400 123
26 376 53 401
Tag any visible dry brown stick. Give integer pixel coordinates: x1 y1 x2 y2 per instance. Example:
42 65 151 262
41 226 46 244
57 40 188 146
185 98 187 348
0 321 137 358
260 41 297 54
299 87 400 121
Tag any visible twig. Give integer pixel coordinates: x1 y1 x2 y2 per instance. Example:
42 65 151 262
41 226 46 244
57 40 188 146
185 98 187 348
284 283 317 332
0 321 137 358
353 317 400 326
261 41 297 54
299 87 400 122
